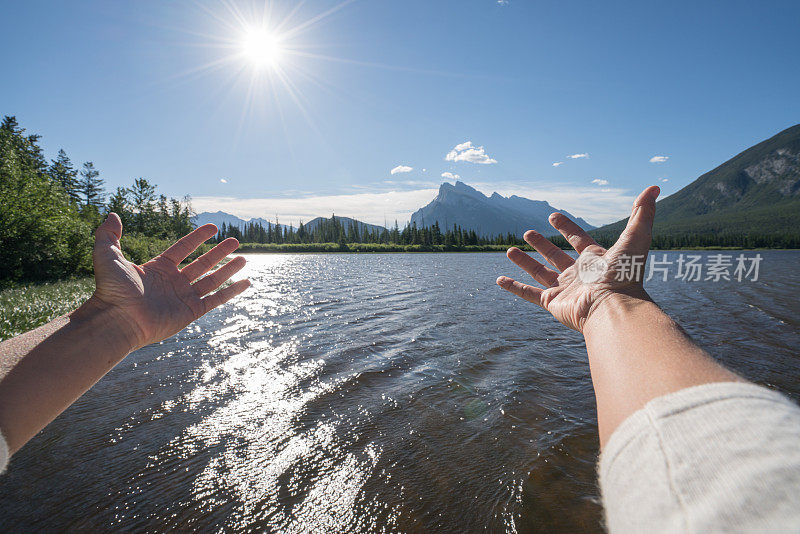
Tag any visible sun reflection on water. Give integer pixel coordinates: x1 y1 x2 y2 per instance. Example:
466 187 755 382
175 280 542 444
144 255 392 530
22 252 794 529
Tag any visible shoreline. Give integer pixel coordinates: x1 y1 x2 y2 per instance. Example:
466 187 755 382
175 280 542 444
3 248 797 339
235 246 800 254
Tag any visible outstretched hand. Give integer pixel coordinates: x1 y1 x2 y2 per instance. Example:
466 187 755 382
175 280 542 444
497 186 660 332
91 214 251 349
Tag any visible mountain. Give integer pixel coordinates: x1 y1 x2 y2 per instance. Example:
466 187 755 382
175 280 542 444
192 211 273 229
409 181 594 237
595 124 800 240
191 211 386 233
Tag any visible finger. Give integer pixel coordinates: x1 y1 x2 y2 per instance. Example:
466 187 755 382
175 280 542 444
160 224 218 265
506 247 559 287
548 213 600 254
615 186 660 255
202 278 251 315
193 255 247 296
181 238 240 282
95 213 123 248
523 230 574 271
496 276 543 307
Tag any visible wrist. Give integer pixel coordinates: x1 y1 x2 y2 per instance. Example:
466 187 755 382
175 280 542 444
582 288 654 334
71 296 143 353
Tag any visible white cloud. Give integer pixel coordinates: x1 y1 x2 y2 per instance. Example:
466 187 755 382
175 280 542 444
192 189 439 227
591 179 609 186
650 155 669 163
220 178 228 183
441 171 460 180
497 0 509 5
390 165 413 175
552 162 563 167
660 178 669 182
445 141 497 164
193 177 642 229
567 153 589 159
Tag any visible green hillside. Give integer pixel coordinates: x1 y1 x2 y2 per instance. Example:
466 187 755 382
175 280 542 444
592 124 800 248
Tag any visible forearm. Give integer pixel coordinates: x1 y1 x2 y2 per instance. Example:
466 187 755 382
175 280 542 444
583 292 742 446
0 297 138 454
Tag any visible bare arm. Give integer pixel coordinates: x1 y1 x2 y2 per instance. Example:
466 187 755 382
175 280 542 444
497 186 740 446
0 214 250 456
581 293 740 445
0 299 139 454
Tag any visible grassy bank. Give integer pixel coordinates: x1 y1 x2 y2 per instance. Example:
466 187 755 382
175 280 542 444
0 278 95 341
0 235 213 341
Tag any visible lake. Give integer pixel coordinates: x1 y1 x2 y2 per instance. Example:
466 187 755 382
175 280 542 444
1 251 798 532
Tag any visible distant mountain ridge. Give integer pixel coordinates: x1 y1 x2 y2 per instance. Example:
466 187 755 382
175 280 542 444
594 123 800 239
196 125 800 247
410 181 594 237
191 211 386 234
192 211 274 230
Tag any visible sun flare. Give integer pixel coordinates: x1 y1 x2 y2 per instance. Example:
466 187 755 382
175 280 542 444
241 28 283 69
167 0 363 140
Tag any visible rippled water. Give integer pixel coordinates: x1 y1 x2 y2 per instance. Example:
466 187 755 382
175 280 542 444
1 251 798 532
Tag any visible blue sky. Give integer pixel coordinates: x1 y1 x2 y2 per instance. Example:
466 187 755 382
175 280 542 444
2 0 799 226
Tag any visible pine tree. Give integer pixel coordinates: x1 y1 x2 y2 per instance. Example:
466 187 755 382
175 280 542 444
106 187 133 229
169 198 190 237
274 217 282 244
79 161 105 208
2 116 49 177
1 120 92 281
129 178 156 234
49 149 79 201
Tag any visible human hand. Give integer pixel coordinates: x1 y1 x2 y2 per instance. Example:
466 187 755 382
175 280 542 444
90 214 251 350
497 186 660 332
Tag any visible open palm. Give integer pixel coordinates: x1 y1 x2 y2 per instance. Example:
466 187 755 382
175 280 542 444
92 214 250 349
497 186 659 332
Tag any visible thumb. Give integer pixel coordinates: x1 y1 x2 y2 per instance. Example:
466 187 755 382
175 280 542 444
615 186 659 255
95 213 123 247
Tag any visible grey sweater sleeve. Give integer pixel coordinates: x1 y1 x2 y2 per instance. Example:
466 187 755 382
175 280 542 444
0 429 7 474
598 382 800 533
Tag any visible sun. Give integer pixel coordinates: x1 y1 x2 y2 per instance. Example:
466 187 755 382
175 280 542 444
168 0 366 137
241 28 283 69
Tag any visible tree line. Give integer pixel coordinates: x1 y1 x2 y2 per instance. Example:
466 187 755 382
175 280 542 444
0 116 193 284
214 217 523 248
3 114 796 284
